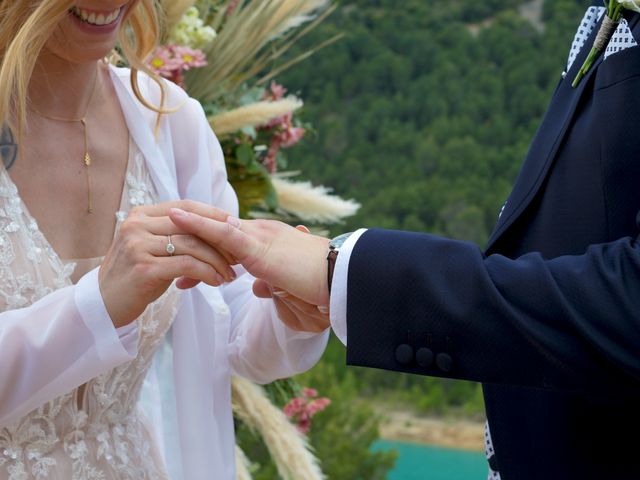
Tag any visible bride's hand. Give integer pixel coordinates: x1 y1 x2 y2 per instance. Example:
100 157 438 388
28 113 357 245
99 201 237 328
168 207 330 308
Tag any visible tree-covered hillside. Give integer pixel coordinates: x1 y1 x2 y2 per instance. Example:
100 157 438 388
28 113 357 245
282 0 587 244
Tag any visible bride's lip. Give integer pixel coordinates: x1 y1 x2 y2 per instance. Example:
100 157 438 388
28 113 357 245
68 4 126 34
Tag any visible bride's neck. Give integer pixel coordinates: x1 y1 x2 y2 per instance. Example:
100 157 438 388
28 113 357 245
29 53 103 119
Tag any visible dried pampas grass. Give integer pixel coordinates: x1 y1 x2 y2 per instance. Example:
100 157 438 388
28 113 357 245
272 175 360 223
186 0 341 102
231 376 325 480
235 445 253 480
209 98 303 136
162 0 196 32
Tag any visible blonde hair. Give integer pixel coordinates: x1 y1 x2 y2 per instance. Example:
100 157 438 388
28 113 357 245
0 0 166 140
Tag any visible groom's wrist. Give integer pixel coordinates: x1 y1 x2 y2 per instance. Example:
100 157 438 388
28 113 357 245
326 232 353 294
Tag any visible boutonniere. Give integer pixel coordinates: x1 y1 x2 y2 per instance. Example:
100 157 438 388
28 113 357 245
573 0 640 87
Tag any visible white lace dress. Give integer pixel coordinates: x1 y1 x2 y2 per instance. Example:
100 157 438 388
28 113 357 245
0 139 176 479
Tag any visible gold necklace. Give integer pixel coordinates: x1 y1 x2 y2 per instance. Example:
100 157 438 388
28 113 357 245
29 72 99 214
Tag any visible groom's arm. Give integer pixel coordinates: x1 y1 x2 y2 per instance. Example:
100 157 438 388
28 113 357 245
338 223 640 393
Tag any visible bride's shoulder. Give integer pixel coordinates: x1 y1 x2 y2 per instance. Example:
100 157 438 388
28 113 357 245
109 65 191 107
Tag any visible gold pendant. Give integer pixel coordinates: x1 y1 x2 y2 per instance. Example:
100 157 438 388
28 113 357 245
84 152 91 166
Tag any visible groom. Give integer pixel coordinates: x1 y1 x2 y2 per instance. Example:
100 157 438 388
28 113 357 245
171 2 640 479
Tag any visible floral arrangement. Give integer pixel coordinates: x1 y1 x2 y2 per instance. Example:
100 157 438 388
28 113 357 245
157 0 358 223
573 0 640 86
151 1 355 477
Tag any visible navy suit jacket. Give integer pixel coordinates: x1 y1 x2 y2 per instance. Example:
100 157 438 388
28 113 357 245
345 4 640 479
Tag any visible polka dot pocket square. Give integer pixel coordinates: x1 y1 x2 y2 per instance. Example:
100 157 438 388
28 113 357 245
604 17 639 60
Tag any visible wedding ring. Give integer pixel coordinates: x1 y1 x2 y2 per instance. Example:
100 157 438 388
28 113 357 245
165 235 176 256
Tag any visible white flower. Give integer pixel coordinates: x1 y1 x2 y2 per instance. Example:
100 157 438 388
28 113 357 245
169 7 217 50
619 1 640 13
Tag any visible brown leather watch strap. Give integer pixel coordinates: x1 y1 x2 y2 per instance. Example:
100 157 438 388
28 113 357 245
327 247 338 293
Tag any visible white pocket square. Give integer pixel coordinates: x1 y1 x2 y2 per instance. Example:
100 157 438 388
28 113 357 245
604 17 638 59
567 6 606 72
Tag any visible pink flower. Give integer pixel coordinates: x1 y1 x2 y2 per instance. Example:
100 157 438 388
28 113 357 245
147 46 179 77
257 82 306 172
146 45 208 88
264 138 282 174
226 0 239 16
307 398 331 415
302 388 318 398
172 45 208 70
263 81 288 101
283 387 331 434
280 125 305 148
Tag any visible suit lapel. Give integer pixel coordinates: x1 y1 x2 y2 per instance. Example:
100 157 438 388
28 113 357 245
485 10 640 251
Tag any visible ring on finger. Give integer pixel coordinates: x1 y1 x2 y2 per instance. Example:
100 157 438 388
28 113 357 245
166 235 176 256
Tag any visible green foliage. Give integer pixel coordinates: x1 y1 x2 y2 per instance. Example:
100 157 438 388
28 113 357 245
301 355 398 480
222 138 278 218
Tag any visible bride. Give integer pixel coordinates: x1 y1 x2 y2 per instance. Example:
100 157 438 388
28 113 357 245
0 1 329 478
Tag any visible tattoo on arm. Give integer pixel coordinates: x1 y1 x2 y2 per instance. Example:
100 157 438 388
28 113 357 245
0 126 17 170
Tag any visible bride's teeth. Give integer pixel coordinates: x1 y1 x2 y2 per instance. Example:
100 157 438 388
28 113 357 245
71 6 120 26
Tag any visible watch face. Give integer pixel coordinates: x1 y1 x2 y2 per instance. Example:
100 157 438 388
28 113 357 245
330 232 353 250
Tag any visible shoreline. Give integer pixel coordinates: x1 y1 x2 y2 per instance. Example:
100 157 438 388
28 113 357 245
377 410 485 452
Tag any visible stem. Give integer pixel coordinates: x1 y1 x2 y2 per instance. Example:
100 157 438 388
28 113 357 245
571 7 622 88
613 3 624 21
572 47 599 88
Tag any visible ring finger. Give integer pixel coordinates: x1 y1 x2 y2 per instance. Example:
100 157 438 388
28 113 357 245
153 234 237 282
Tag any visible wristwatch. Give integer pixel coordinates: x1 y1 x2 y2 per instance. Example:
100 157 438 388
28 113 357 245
326 232 353 293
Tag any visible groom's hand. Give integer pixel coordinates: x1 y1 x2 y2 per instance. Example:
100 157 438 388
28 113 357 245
169 207 330 307
254 280 330 332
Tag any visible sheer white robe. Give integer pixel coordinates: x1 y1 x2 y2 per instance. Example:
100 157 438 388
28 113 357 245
0 66 329 480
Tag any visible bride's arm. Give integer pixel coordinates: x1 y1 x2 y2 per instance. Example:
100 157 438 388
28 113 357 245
0 268 137 426
220 269 329 384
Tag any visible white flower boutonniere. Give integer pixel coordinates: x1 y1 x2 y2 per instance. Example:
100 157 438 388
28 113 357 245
573 0 640 87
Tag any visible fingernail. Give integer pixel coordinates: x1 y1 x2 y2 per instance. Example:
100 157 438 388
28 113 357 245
171 208 188 219
272 289 289 298
226 216 241 228
214 273 224 285
226 268 237 282
317 305 330 315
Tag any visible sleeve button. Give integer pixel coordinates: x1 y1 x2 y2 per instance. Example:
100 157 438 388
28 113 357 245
395 344 414 365
436 353 454 372
415 347 434 368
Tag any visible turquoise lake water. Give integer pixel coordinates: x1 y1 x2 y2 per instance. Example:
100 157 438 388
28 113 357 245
373 440 487 480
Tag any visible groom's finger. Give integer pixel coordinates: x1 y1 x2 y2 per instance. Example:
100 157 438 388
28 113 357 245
169 208 257 261
143 200 230 220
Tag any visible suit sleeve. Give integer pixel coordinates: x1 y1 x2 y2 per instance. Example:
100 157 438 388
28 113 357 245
345 224 640 392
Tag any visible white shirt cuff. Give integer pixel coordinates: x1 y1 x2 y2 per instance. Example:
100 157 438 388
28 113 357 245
329 228 368 346
75 267 139 361
116 322 139 356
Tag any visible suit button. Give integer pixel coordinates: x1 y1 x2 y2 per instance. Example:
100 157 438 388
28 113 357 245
395 344 414 365
436 353 454 372
416 347 434 368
